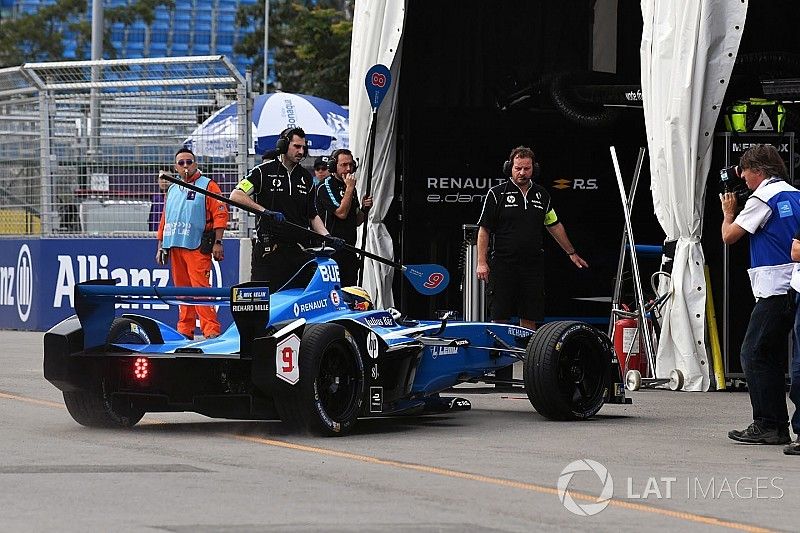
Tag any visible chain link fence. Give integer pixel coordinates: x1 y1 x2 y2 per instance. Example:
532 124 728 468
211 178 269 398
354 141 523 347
0 56 249 237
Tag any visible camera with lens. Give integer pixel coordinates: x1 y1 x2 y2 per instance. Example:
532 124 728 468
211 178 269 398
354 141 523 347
719 165 751 206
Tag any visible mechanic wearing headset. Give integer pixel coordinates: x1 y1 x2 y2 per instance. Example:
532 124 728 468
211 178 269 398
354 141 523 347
231 127 343 288
315 149 373 286
476 146 588 334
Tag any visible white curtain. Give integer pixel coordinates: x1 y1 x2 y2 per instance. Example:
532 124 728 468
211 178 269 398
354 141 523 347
348 2 405 309
640 0 747 390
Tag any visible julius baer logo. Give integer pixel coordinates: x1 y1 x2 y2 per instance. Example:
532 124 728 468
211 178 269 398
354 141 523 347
557 459 783 517
0 244 34 322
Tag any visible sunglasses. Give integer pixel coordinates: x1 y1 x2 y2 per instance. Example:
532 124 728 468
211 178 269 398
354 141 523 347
176 159 194 166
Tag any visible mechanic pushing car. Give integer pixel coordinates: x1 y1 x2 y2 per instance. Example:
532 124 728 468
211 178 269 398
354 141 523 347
230 127 343 288
476 145 588 332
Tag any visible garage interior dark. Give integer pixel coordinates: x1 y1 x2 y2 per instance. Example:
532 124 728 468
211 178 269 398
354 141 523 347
392 0 800 376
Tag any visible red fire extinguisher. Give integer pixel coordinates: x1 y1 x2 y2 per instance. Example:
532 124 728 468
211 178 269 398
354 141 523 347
613 307 651 375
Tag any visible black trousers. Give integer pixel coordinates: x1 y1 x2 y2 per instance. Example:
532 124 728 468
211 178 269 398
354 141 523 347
487 255 545 323
740 293 794 429
251 241 308 291
333 249 359 287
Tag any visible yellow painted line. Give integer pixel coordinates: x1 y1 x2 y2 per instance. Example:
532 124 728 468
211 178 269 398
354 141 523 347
0 391 65 409
231 434 773 533
0 390 775 532
0 390 163 424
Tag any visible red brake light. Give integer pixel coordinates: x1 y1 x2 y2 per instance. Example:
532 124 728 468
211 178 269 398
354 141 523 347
133 357 150 381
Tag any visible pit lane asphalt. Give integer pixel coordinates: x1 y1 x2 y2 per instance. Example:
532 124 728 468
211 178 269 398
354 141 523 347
1 330 798 532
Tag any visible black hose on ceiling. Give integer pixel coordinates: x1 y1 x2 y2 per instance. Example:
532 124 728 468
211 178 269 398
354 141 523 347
548 71 623 128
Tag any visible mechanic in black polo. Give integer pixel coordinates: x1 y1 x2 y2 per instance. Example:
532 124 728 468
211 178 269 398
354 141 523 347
315 149 373 286
476 145 588 332
231 127 342 288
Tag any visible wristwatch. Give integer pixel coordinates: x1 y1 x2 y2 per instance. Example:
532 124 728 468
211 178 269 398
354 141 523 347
215 239 223 245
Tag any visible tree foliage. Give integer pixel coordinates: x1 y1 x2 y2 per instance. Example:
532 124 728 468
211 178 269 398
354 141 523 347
235 0 353 104
0 0 173 67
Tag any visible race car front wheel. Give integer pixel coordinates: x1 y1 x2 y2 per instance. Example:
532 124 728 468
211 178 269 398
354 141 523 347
523 321 610 420
274 323 365 436
63 318 147 428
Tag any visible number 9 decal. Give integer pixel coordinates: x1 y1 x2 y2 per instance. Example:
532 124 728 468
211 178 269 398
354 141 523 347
281 346 294 372
423 272 444 289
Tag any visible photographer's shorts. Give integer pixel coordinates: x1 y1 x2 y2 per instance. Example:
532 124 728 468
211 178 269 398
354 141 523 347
487 255 544 322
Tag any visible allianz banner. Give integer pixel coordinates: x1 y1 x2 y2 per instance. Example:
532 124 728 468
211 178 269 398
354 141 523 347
0 238 240 331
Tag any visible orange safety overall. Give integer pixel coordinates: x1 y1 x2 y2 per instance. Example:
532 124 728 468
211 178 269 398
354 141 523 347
158 172 228 338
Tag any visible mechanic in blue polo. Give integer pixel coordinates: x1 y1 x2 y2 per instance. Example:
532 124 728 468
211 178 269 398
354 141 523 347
721 143 800 450
230 127 343 288
476 146 588 335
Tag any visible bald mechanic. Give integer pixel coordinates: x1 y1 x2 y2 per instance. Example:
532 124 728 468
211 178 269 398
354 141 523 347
156 147 228 339
477 145 588 331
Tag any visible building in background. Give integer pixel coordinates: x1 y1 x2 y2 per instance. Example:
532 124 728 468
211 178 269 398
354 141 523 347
0 0 258 74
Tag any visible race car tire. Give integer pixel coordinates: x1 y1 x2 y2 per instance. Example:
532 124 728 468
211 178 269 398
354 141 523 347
274 323 365 436
62 318 147 428
523 321 610 421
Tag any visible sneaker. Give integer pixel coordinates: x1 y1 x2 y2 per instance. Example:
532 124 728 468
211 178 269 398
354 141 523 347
205 333 219 339
728 422 792 445
784 437 800 455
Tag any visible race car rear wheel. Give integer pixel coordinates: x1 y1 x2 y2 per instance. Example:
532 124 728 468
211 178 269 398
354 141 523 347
523 321 610 420
63 318 147 428
275 323 365 436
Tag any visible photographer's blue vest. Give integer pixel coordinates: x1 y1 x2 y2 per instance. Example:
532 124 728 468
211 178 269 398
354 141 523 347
162 175 211 250
749 179 800 271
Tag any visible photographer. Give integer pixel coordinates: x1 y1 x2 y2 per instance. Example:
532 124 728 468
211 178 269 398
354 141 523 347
721 144 800 448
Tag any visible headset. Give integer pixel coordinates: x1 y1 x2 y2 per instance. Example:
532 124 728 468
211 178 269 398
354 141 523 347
275 127 307 155
502 159 541 179
327 148 358 174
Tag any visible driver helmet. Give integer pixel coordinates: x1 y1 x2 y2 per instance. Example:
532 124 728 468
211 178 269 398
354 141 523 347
341 286 373 311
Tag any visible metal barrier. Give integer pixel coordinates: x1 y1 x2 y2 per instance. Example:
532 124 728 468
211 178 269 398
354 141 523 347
0 56 249 237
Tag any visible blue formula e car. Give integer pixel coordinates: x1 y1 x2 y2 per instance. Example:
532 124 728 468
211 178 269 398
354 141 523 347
43 250 629 437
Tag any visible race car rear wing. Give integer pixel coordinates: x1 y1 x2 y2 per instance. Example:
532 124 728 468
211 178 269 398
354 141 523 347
74 280 270 352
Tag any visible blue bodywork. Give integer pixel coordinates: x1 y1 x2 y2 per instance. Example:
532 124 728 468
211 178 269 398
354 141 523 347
44 253 625 432
68 256 526 397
